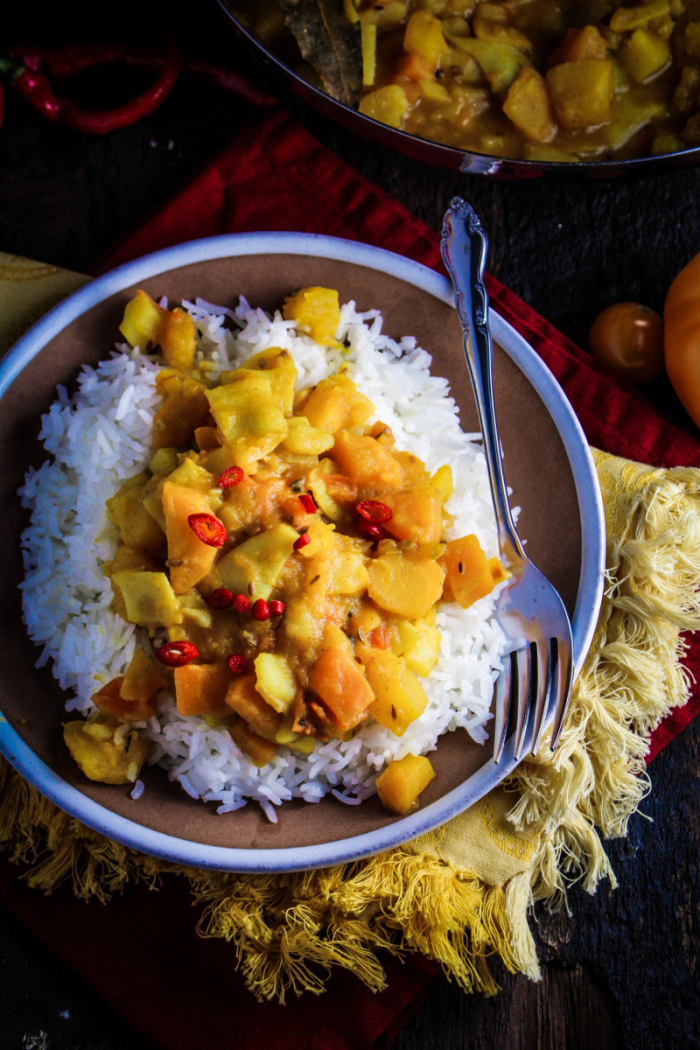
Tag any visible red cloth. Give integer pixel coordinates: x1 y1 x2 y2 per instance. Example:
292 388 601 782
3 107 698 1050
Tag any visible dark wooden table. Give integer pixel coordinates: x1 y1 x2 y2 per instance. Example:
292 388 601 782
1 4 699 1048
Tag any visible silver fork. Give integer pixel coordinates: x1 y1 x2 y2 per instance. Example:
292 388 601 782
441 197 574 762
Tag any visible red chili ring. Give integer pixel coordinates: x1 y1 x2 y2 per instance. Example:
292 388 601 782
154 640 199 667
218 465 244 489
227 653 249 675
233 593 251 613
293 532 311 552
251 598 270 621
359 521 386 542
187 513 227 548
209 587 233 609
299 493 316 514
269 599 285 616
356 500 392 523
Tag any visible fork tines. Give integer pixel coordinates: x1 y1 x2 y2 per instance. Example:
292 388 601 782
493 639 573 764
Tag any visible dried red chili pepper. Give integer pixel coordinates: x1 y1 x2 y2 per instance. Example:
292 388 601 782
293 533 311 552
154 640 198 667
269 600 285 616
227 653 249 675
233 593 251 613
1 36 183 134
299 493 316 514
218 465 244 489
187 513 227 548
251 599 270 621
209 587 233 609
356 500 392 523
10 43 277 108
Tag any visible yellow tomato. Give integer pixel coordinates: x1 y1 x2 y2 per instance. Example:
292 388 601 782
664 251 700 427
588 302 664 385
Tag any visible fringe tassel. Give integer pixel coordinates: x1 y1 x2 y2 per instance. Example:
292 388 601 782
188 848 539 1001
508 455 700 902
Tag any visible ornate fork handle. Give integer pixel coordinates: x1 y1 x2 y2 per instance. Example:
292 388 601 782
440 197 524 570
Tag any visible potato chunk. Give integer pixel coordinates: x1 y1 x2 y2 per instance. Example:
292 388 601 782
301 374 374 434
360 648 429 736
211 523 297 601
360 84 409 127
111 570 182 626
64 716 149 785
206 372 288 473
503 68 558 144
619 29 670 83
119 289 197 371
230 346 297 414
151 369 210 450
368 553 444 619
283 287 342 347
254 653 297 714
546 60 613 129
376 754 436 815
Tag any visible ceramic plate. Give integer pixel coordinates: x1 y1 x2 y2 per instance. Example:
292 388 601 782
0 232 605 871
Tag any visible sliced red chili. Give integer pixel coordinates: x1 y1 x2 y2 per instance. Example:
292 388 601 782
269 600 285 616
227 653 249 675
359 521 386 542
293 533 311 552
299 493 316 514
233 593 251 613
154 640 198 667
356 500 392 523
251 598 270 621
187 513 227 548
209 587 233 609
218 465 244 489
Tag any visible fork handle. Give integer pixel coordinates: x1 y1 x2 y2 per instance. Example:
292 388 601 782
440 197 524 562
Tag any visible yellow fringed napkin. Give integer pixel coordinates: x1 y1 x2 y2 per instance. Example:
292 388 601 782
1 258 700 1002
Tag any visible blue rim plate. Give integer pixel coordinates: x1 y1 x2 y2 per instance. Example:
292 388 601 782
0 232 605 872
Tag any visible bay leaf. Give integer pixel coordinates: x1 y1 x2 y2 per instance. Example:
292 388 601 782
278 0 363 108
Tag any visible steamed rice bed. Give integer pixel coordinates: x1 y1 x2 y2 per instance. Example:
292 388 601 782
19 291 507 821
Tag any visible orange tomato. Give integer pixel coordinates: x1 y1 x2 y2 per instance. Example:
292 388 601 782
588 302 664 385
664 250 700 427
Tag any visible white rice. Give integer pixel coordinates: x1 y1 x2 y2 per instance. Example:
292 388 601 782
19 295 507 816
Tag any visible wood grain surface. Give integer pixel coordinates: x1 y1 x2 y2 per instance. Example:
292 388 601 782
1 3 699 1048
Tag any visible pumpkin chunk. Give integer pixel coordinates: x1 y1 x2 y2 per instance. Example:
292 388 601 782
174 661 231 717
332 430 403 488
225 675 283 742
229 719 279 767
441 534 495 608
376 754 436 815
307 646 376 734
162 482 223 594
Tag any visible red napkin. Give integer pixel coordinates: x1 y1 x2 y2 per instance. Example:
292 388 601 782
4 108 699 1050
